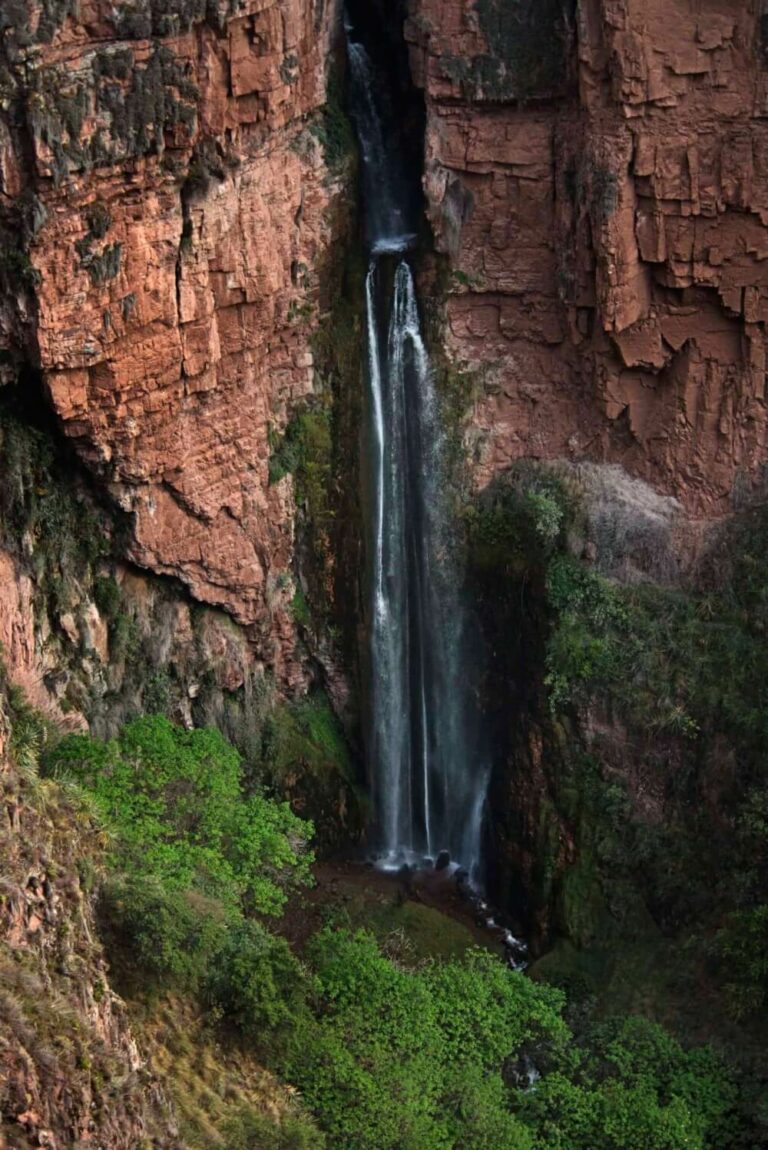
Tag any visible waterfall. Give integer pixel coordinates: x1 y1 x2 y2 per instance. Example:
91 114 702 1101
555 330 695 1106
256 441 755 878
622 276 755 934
348 31 488 878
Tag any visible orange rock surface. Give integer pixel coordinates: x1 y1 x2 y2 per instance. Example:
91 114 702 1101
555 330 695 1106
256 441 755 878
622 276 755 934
0 0 347 683
3 0 768 681
409 0 768 512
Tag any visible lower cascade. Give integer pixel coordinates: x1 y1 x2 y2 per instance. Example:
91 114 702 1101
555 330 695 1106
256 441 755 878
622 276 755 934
348 26 488 877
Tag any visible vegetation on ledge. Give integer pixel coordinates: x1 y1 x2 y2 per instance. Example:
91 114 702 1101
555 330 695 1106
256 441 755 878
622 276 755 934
1 681 758 1148
465 464 768 1122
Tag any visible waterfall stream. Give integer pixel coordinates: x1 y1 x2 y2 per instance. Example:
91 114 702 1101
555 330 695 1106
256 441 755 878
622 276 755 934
348 31 488 878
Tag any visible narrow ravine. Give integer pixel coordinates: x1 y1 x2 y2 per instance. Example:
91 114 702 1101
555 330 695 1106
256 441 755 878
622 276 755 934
347 20 488 879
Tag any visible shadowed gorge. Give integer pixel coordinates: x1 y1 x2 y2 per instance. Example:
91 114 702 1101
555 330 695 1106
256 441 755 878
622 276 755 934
1 0 768 1145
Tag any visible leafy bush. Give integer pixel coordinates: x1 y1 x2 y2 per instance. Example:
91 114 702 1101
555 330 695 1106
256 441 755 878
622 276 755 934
714 905 768 1019
519 1016 741 1150
284 929 563 1149
44 716 314 916
206 920 310 1038
274 928 741 1150
98 875 227 989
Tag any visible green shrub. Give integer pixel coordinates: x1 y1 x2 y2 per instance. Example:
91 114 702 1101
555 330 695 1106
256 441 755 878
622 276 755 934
98 875 227 990
6 682 50 775
715 905 768 1019
222 1106 325 1150
44 715 314 916
261 694 351 787
92 573 121 619
519 1016 740 1150
206 920 310 1038
284 929 566 1150
275 927 742 1150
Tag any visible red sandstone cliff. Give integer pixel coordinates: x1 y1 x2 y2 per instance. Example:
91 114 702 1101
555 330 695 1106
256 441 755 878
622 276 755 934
3 0 768 697
409 0 768 514
0 0 349 690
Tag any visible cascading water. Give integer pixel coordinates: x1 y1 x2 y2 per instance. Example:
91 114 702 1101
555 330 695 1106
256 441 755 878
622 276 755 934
348 26 488 878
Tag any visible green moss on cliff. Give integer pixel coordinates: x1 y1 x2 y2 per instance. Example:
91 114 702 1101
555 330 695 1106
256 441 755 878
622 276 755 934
258 693 363 850
439 0 574 101
0 399 109 616
466 464 768 1083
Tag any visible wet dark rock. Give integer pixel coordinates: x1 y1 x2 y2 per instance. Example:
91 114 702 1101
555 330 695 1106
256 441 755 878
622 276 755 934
435 850 451 871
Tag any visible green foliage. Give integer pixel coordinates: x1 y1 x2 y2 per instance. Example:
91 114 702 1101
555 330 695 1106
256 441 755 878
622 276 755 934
272 928 741 1150
466 471 768 1039
544 556 628 711
519 1016 740 1150
261 694 351 787
255 694 358 850
283 929 563 1149
268 407 332 511
0 244 41 290
206 920 310 1038
714 905 768 1019
267 404 335 601
5 681 50 776
543 504 768 742
290 586 312 628
464 468 571 572
542 534 768 781
309 69 356 173
44 716 314 917
98 875 228 988
92 573 121 619
287 930 452 1150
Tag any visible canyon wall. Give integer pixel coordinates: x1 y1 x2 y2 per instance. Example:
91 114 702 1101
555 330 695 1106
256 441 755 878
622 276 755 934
409 0 768 514
2 0 768 952
0 0 352 697
406 0 768 980
6 0 767 702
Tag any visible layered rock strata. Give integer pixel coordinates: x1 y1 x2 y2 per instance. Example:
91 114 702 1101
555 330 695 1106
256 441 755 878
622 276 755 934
0 0 348 685
409 0 768 513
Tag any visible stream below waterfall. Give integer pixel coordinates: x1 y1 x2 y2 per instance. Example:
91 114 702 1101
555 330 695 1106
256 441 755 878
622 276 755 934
347 21 489 880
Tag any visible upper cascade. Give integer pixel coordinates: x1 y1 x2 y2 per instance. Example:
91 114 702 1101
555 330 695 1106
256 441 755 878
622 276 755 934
347 35 417 252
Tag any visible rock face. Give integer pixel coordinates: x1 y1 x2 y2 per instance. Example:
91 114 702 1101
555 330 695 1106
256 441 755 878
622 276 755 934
4 0 766 687
408 0 768 514
0 0 349 685
0 696 178 1147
